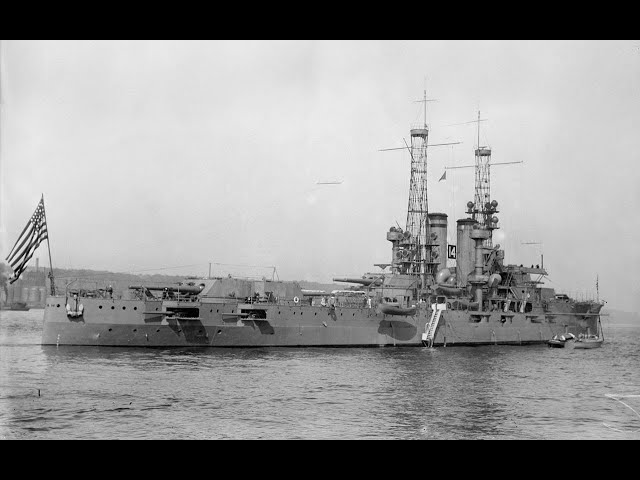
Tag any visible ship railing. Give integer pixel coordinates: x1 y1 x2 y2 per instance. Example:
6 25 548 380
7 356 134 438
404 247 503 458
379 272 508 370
301 297 370 308
252 297 370 309
59 277 117 299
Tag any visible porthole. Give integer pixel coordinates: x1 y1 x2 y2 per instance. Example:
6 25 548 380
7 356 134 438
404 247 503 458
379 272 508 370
134 307 137 311
133 329 137 332
217 330 222 334
155 307 159 311
314 312 317 316
99 305 103 309
108 328 113 332
122 306 126 310
56 304 60 308
156 329 160 333
111 306 115 310
210 309 213 313
216 309 219 313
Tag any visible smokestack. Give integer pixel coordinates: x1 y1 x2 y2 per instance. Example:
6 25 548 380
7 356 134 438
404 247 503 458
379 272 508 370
469 226 491 306
456 218 476 287
428 213 448 274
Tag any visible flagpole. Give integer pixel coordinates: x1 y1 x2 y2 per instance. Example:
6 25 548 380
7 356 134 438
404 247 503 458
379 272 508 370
41 194 56 295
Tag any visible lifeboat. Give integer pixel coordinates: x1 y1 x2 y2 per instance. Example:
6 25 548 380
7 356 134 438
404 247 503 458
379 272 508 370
378 298 417 316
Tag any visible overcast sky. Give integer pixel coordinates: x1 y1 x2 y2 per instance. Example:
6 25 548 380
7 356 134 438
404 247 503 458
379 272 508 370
1 40 639 311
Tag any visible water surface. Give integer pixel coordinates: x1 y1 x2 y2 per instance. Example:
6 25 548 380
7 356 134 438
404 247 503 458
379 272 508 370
1 310 639 439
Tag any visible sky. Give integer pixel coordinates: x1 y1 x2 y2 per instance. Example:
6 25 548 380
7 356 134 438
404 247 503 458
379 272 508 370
1 40 639 311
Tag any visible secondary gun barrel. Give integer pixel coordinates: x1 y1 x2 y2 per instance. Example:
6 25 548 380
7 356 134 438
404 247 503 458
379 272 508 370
301 289 329 297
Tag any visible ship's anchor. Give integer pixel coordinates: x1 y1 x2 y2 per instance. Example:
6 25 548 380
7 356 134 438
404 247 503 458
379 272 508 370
66 294 84 318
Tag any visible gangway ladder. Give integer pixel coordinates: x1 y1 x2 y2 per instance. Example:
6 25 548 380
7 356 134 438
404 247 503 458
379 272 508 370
422 300 446 347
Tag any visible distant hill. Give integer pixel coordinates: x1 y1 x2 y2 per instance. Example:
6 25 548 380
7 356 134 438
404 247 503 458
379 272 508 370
17 266 345 295
601 307 640 325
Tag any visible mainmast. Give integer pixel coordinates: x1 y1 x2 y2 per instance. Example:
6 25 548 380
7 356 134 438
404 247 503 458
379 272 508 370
444 111 522 239
466 111 499 245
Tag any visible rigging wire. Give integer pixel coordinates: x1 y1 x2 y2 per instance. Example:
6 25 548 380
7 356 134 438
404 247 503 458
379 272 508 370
127 263 202 273
210 262 275 269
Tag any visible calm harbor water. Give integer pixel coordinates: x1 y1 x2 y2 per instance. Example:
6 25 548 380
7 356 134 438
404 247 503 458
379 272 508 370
1 309 639 439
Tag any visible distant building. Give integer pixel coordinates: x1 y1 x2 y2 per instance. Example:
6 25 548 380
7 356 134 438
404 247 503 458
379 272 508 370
2 261 48 308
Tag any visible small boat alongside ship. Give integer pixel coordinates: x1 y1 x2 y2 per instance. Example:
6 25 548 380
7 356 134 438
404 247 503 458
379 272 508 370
547 332 576 348
547 318 604 349
573 334 603 349
573 318 604 349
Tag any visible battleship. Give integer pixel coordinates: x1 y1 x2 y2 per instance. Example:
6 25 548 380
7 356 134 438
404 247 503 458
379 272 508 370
37 96 603 347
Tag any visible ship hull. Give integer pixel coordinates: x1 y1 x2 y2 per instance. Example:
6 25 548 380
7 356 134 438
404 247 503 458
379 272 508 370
42 296 602 348
429 310 598 347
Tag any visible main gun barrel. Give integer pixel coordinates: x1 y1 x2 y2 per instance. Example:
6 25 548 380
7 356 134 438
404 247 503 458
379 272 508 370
332 277 382 286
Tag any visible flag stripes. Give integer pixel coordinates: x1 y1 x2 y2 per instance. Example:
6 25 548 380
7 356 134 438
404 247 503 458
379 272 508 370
5 197 49 284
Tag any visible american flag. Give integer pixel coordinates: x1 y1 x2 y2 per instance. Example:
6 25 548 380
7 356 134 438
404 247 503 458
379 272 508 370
5 196 49 284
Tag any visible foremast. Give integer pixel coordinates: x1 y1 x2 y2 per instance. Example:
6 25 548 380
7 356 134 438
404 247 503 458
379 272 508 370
389 90 439 294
